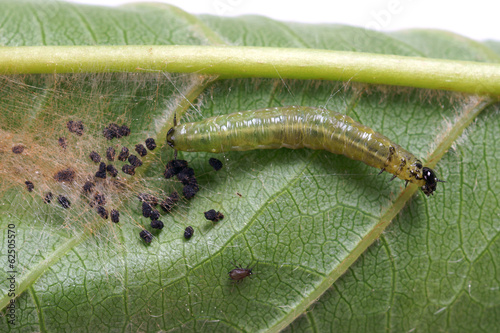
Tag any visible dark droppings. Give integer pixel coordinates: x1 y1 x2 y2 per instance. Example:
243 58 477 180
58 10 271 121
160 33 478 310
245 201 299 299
177 167 195 185
160 192 179 213
182 183 199 199
103 123 131 140
95 162 107 179
54 168 76 183
150 220 164 230
122 164 135 176
142 201 153 218
138 193 158 206
171 159 189 170
89 151 101 163
128 155 142 167
57 195 71 209
25 181 34 192
106 147 115 161
204 209 217 221
11 145 24 154
97 206 108 219
168 191 180 203
164 159 188 179
135 144 147 157
140 229 153 243
58 137 67 149
110 209 120 223
209 157 223 171
184 226 194 239
164 159 200 199
119 125 130 137
163 168 176 179
67 120 84 136
83 181 95 194
110 123 122 138
204 209 224 222
117 146 130 161
44 192 53 204
106 164 118 177
149 209 160 220
145 138 156 150
102 126 114 140
159 201 173 213
103 123 119 140
93 192 106 206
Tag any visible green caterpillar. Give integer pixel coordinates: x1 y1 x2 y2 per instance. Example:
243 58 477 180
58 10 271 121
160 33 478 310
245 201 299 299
167 106 444 196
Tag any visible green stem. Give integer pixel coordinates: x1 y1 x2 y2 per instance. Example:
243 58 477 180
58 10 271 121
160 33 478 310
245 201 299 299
1 45 500 96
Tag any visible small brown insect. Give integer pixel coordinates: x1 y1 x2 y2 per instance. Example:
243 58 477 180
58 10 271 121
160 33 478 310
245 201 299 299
229 262 255 283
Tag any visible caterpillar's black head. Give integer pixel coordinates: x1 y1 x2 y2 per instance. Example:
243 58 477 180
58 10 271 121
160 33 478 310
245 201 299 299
421 167 444 196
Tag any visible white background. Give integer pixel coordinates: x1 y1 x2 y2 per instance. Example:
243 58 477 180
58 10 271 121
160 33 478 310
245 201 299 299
66 0 499 41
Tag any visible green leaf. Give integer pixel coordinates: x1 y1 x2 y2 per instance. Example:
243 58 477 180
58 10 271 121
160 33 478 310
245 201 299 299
0 1 498 332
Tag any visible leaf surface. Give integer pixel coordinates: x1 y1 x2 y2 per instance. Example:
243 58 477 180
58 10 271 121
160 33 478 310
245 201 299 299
0 1 498 332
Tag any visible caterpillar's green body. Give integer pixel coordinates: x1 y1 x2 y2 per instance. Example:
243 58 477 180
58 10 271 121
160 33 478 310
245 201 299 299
167 106 442 195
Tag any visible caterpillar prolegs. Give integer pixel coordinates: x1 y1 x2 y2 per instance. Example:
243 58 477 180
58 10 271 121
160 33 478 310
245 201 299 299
167 106 444 196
